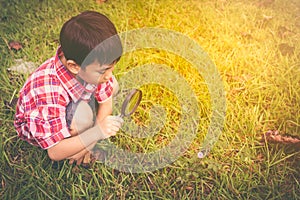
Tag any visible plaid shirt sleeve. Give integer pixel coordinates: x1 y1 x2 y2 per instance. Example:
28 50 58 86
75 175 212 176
26 103 70 149
14 64 71 149
95 77 114 103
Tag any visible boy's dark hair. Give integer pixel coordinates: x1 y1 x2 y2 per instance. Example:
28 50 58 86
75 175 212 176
60 11 122 68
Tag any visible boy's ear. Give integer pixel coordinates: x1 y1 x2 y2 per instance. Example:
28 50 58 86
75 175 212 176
66 60 80 74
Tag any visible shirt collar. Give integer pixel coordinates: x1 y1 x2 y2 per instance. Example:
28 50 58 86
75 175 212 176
54 46 97 102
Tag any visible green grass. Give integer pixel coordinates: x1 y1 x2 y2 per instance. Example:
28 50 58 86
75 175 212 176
1 0 300 199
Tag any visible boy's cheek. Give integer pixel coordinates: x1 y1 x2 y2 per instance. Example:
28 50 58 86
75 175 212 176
97 78 107 84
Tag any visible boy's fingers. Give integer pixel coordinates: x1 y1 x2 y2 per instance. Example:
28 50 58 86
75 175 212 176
98 115 124 137
115 116 124 124
107 115 124 124
76 157 84 165
83 152 91 164
110 126 120 133
69 159 74 165
110 120 122 128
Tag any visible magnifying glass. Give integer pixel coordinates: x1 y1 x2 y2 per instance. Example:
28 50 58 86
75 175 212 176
120 88 142 118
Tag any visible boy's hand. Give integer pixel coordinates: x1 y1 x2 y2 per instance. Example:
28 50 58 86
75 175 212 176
97 115 124 138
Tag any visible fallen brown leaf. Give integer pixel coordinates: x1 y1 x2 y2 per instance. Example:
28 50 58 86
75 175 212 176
8 40 23 50
185 186 193 191
255 153 264 163
278 43 295 56
256 0 275 7
241 32 253 39
277 26 294 38
1 178 5 189
261 130 300 145
262 14 273 21
71 165 81 173
96 0 107 4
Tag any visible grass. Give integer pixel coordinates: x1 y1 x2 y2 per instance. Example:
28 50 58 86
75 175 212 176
1 0 300 199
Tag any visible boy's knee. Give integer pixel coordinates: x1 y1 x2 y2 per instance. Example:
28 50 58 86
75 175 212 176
69 101 94 136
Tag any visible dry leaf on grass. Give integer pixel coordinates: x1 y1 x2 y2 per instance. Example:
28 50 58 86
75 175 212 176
7 59 36 74
262 14 273 21
8 40 23 51
96 0 107 4
261 130 300 146
256 0 275 8
1 179 5 188
277 26 294 38
240 32 253 39
278 43 295 56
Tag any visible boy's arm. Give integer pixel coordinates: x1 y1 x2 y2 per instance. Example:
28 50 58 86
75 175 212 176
47 115 122 161
96 97 113 122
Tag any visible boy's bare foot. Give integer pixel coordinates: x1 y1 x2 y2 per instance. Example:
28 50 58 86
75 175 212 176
81 152 97 168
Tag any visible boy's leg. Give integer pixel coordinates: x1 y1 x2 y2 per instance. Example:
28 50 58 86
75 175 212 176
68 101 94 137
66 100 95 165
65 77 119 164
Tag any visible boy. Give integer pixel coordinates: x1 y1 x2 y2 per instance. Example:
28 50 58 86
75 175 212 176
14 11 123 165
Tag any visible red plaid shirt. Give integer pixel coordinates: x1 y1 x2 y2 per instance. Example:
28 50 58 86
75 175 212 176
14 47 113 149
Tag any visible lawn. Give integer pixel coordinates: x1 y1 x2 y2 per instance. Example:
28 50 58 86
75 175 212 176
0 0 299 199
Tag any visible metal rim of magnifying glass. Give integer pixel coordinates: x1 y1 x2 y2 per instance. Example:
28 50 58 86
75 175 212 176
120 88 142 117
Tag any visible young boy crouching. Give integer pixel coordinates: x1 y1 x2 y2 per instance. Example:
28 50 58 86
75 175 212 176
14 11 123 165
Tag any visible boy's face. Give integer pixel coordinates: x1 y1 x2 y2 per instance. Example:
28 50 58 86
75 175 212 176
77 60 115 85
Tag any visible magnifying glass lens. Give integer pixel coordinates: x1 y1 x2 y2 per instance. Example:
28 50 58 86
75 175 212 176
121 89 142 117
126 92 140 114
